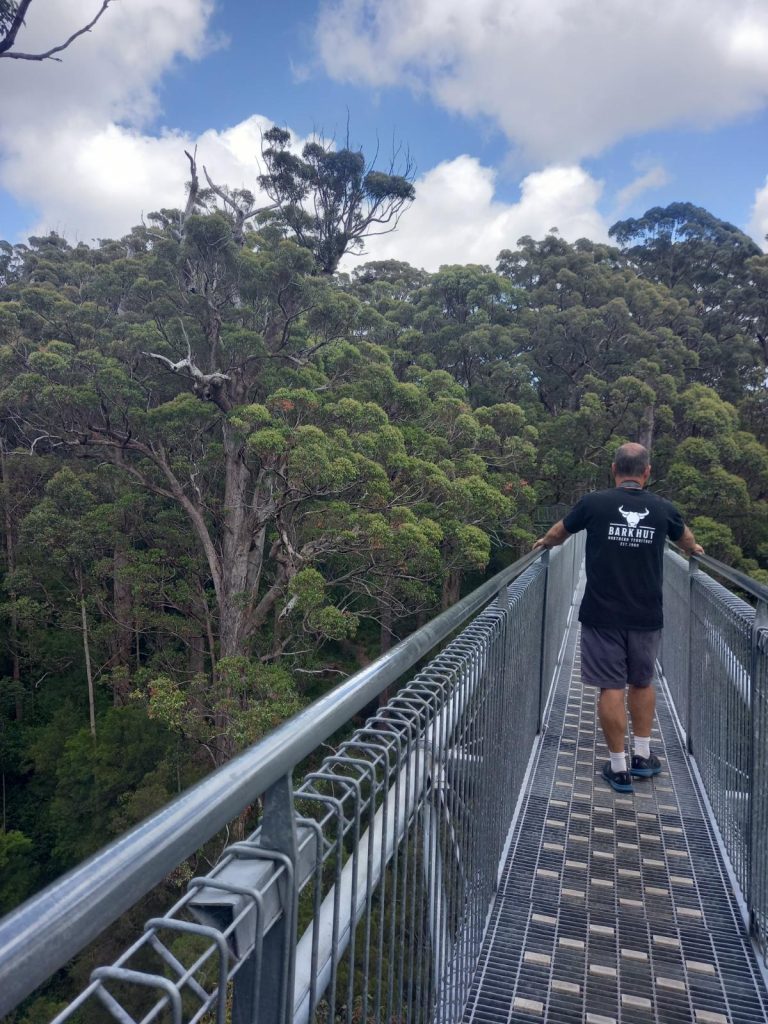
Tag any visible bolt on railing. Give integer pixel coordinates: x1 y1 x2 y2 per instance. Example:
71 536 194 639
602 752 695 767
660 546 768 962
0 536 585 1024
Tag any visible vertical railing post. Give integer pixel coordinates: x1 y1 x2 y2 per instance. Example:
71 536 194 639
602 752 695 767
748 598 768 937
686 555 699 755
537 549 551 732
232 774 298 1024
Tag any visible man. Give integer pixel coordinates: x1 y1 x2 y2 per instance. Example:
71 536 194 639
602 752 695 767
533 443 703 793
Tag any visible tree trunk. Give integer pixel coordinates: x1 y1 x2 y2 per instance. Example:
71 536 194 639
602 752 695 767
376 596 395 708
442 570 461 611
111 544 132 704
189 634 206 676
199 583 217 686
80 588 96 738
218 589 252 659
216 431 268 659
152 433 274 667
638 403 655 452
0 442 22 721
379 596 394 654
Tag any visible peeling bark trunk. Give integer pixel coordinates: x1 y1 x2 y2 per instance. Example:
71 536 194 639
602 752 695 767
217 427 267 658
638 403 655 452
218 596 252 659
442 570 461 611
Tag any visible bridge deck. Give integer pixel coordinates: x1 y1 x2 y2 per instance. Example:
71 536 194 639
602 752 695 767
463 594 768 1024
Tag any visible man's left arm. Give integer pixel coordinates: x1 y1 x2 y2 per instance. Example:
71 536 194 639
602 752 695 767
678 524 704 556
667 501 704 555
533 519 571 551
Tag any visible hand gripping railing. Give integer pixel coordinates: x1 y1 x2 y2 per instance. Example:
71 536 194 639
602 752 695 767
660 546 768 962
0 536 585 1024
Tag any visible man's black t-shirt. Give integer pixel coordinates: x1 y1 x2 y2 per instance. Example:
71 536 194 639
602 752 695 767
563 485 685 630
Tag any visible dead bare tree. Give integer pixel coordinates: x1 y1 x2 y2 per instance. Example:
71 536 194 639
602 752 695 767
0 0 112 61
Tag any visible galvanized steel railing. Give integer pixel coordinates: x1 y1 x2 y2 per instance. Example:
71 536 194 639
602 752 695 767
0 537 584 1024
660 547 768 961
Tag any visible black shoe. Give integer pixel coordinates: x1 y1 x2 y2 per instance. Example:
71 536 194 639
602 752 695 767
630 753 662 778
602 762 634 793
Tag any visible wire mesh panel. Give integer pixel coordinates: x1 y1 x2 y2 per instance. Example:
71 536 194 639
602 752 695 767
5 540 582 1024
752 627 768 961
660 548 691 730
291 565 548 1024
688 569 755 901
542 533 585 707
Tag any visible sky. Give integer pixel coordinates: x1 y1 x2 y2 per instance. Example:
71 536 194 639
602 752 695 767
1 0 768 271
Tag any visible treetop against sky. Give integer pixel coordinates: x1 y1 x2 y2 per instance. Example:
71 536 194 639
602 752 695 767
1 0 768 269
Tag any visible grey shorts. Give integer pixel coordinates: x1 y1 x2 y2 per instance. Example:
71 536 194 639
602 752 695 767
580 625 661 690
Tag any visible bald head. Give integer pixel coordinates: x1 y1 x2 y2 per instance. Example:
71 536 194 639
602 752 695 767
613 442 650 482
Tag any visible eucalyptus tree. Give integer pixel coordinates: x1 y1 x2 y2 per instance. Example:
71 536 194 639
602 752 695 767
2 214 513 689
609 203 765 396
1 225 363 663
495 234 699 461
257 127 416 275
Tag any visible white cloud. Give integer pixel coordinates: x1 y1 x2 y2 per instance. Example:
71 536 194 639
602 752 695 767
315 0 768 162
747 177 768 251
615 165 671 212
1 116 280 242
0 0 224 239
0 0 216 128
0 0 607 260
344 156 608 272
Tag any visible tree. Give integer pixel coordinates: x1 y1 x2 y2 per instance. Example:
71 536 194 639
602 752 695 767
1 226 357 673
609 203 765 397
1 219 498 751
257 128 416 275
0 0 112 61
0 829 36 913
17 468 113 736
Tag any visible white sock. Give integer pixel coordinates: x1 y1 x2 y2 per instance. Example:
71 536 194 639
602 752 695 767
634 736 651 759
610 751 627 773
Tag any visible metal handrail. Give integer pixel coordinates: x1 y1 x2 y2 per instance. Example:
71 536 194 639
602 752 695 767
669 542 768 604
0 548 544 1018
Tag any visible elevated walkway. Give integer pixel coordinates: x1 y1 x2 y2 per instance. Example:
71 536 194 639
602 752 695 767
465 584 768 1024
1 539 767 1024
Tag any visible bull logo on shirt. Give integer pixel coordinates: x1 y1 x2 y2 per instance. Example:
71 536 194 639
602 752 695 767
618 506 649 529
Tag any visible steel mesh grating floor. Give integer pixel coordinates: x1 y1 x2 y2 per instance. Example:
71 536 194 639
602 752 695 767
462 601 768 1024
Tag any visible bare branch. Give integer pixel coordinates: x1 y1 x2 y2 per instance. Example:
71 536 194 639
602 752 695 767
202 164 278 246
0 0 32 55
141 324 232 409
1 0 113 61
182 149 200 224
